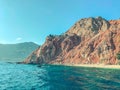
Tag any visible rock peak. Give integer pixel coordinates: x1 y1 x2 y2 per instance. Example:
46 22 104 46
66 17 110 36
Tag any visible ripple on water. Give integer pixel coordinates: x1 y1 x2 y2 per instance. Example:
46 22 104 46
0 63 120 90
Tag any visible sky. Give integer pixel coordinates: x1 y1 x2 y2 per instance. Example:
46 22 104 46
0 0 120 45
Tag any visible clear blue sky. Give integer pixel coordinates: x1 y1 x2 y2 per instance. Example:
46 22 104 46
0 0 120 45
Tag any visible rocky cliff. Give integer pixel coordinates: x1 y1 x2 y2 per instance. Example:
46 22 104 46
23 17 120 65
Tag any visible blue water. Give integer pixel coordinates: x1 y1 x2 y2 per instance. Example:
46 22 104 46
0 62 120 90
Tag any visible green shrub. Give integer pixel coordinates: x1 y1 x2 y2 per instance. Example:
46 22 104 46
117 53 120 60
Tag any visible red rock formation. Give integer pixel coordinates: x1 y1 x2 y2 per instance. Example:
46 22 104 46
23 17 120 65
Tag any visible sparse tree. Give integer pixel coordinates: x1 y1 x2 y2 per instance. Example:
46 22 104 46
117 53 120 60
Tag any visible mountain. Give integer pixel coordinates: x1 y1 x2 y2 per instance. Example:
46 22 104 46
0 42 39 62
23 17 120 65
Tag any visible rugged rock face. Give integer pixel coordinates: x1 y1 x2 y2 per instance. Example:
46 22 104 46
23 17 120 65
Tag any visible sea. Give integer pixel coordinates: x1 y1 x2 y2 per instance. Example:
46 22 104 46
0 61 120 90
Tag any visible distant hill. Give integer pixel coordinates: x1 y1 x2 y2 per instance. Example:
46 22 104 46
0 42 39 62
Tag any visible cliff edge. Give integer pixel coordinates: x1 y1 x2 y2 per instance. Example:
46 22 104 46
23 17 120 65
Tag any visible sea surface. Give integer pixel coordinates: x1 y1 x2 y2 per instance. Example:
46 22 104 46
0 62 120 90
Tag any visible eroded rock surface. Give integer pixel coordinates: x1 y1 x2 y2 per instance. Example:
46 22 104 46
23 17 120 65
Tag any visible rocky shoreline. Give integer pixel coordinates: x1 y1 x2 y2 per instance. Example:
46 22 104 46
62 64 120 69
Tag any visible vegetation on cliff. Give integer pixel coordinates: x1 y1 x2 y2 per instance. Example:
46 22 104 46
117 53 120 60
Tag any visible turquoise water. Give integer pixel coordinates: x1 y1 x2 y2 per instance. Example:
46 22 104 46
0 62 120 90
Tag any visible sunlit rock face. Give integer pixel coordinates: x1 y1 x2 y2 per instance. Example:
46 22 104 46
23 17 120 65
66 17 110 40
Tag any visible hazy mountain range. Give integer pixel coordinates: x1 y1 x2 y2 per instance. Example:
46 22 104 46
0 42 39 62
